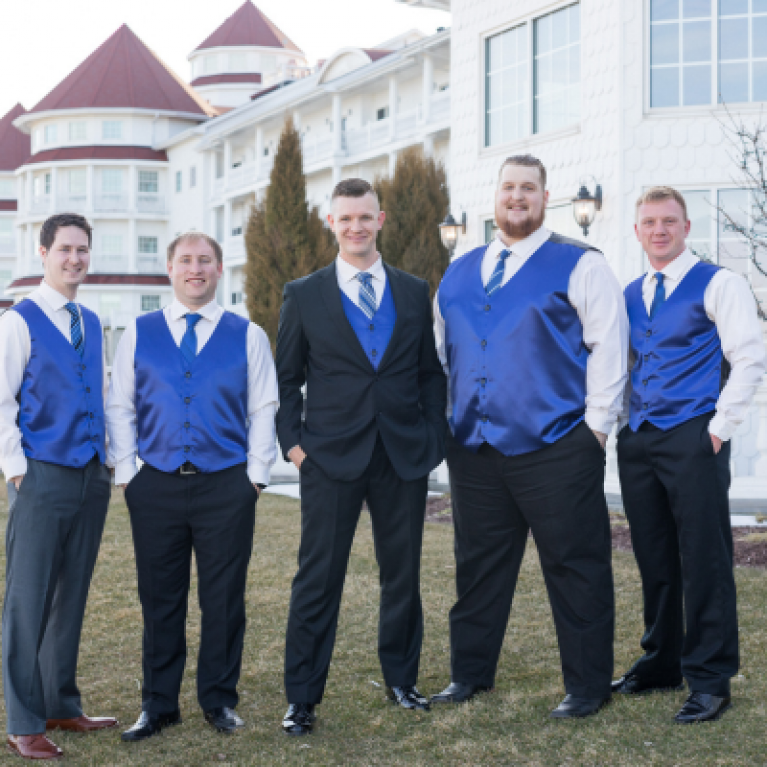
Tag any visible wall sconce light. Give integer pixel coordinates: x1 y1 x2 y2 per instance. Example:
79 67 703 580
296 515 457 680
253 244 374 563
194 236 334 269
572 179 602 237
439 212 466 254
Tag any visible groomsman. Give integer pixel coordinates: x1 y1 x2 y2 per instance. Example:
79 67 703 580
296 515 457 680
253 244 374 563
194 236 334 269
107 232 278 740
614 187 766 723
432 155 628 718
0 214 116 760
276 179 447 735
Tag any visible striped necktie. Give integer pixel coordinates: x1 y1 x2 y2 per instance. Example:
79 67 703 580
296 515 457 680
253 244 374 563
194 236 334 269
181 313 203 365
649 273 666 319
64 302 84 356
485 249 511 296
356 272 377 320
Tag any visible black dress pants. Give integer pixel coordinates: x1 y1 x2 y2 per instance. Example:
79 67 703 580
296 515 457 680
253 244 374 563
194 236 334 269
617 413 737 697
125 463 258 714
446 423 614 700
284 436 428 704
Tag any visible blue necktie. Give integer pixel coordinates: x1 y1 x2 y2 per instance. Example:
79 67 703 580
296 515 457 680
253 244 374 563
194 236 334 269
357 272 377 320
485 249 511 296
65 302 84 356
649 273 666 320
180 313 203 365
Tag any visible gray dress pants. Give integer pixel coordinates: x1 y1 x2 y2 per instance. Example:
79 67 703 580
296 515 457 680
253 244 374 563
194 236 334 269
2 457 110 735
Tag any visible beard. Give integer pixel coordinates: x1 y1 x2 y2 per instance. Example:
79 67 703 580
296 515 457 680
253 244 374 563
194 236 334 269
496 206 546 240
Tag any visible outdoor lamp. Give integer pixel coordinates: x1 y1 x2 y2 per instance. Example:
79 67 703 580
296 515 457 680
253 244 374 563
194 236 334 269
439 212 466 254
572 180 602 237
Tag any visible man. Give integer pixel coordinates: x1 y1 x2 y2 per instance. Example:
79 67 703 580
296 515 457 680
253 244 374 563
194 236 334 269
276 178 447 735
0 213 116 760
613 187 766 723
432 155 628 718
106 232 278 740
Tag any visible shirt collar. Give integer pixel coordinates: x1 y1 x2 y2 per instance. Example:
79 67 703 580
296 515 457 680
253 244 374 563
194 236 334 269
37 280 75 312
493 226 551 262
645 248 698 286
169 297 220 322
335 254 385 283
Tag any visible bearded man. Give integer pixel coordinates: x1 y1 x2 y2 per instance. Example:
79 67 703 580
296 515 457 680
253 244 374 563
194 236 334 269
430 155 628 718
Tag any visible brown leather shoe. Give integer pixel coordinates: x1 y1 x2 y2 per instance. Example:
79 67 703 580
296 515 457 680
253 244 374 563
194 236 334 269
6 734 63 760
46 714 118 733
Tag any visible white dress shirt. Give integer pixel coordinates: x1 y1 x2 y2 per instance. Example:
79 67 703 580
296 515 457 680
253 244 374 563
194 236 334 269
0 281 107 481
619 248 767 441
336 253 387 308
433 226 630 436
106 298 279 486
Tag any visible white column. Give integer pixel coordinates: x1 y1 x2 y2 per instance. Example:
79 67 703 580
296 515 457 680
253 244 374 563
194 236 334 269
49 167 58 212
86 165 95 213
25 170 32 213
423 135 435 157
293 110 301 132
255 127 264 179
25 225 33 274
388 151 397 177
422 54 434 125
128 166 137 213
224 139 232 185
223 266 232 308
128 218 137 273
332 164 342 185
224 199 233 255
388 76 398 141
332 94 343 155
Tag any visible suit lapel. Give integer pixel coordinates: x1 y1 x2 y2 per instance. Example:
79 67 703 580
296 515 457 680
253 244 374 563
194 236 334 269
318 262 374 370
377 264 407 373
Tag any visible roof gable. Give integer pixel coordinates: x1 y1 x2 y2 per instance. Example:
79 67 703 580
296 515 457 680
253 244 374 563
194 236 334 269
0 104 31 172
30 25 212 116
195 1 303 54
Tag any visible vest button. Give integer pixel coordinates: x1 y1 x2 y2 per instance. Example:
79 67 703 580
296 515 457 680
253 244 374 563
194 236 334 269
85 387 91 393
372 349 377 357
645 330 652 337
481 340 487 348
184 397 191 404
184 446 190 453
369 324 375 331
642 403 649 410
642 379 648 387
185 371 191 379
89 412 93 418
184 421 190 429
480 378 487 385
481 415 488 423
644 353 651 361
81 364 86 370
485 304 491 311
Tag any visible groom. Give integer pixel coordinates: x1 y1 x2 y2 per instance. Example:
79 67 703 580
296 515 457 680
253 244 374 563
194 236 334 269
276 178 447 735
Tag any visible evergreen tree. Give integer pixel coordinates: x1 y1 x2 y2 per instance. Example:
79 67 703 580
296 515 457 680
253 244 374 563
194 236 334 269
376 147 450 298
245 117 335 347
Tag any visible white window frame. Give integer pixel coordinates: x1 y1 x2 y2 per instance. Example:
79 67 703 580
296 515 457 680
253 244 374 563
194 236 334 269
138 170 158 193
190 166 197 188
101 234 123 256
175 171 182 193
141 295 161 312
68 121 87 141
44 124 57 145
138 236 158 254
102 120 123 140
101 169 123 194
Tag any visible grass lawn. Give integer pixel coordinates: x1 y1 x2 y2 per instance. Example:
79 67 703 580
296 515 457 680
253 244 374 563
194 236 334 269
0 484 766 765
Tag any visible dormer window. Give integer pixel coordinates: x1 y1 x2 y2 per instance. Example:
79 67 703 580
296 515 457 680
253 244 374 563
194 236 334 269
44 125 57 145
102 121 123 140
69 121 87 141
229 52 248 72
204 55 218 74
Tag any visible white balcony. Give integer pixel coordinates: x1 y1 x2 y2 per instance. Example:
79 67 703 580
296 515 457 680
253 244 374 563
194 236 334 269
137 194 166 214
94 194 128 212
344 121 392 157
58 193 87 212
302 136 334 167
31 195 51 214
213 177 225 199
257 156 275 182
137 255 165 273
227 162 256 192
0 238 15 255
395 109 418 140
225 235 246 260
429 91 450 124
91 254 127 273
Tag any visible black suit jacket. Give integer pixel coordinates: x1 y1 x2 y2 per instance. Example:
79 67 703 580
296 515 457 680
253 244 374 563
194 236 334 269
276 261 448 482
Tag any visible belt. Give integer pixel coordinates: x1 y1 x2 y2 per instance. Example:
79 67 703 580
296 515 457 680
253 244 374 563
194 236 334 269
176 461 201 475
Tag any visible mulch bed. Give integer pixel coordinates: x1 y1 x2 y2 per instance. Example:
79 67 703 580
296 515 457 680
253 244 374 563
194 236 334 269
425 496 767 569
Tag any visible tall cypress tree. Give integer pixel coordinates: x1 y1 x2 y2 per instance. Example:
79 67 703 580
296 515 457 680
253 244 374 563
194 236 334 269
376 147 450 298
245 117 335 348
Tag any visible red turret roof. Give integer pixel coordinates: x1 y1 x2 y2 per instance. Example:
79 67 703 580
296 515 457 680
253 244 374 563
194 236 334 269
195 2 303 54
30 25 213 117
0 104 31 172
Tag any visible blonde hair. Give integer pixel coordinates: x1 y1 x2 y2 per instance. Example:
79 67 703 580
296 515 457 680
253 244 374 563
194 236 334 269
635 186 688 221
167 232 223 264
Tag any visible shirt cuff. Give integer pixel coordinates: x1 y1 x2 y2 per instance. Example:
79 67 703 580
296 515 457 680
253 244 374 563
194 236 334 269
247 459 270 487
584 408 612 436
114 457 139 486
708 413 736 442
1 454 28 483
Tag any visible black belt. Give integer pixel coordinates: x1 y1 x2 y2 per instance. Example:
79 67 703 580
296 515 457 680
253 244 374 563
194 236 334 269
175 461 201 475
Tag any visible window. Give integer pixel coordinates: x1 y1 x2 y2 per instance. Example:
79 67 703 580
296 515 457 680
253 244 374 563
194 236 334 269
231 291 243 305
229 52 248 71
649 0 767 107
43 173 51 195
190 166 197 188
681 189 716 259
101 235 123 255
0 178 14 198
0 270 12 293
175 171 182 192
99 293 122 317
102 121 122 140
138 236 158 254
69 121 87 141
0 220 13 255
68 169 86 196
203 55 217 74
232 226 243 236
44 124 57 144
101 169 123 194
484 219 499 243
377 106 390 121
545 202 584 240
138 170 158 193
484 3 580 147
141 295 161 312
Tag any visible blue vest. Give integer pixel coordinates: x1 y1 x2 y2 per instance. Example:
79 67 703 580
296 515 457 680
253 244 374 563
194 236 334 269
12 299 105 468
626 261 723 431
135 310 249 473
438 238 590 456
340 280 396 370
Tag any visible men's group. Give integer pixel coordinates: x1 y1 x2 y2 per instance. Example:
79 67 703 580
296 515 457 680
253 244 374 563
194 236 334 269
0 155 764 760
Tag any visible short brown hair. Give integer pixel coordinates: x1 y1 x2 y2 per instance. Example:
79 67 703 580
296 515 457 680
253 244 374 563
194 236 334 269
40 213 92 250
635 186 688 221
167 232 223 264
331 178 379 205
498 155 547 189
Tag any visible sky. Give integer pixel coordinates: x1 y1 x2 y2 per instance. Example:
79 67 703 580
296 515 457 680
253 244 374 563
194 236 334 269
0 0 451 118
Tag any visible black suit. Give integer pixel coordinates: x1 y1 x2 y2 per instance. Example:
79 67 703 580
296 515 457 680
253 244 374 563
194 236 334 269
276 261 447 704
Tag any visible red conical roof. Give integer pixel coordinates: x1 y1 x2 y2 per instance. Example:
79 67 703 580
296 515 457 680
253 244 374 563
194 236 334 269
195 1 303 54
0 104 30 172
30 25 212 116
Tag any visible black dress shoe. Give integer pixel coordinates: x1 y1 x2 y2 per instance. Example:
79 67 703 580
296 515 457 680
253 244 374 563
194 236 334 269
386 685 430 711
612 672 685 695
430 682 493 704
204 707 244 733
121 710 181 742
550 694 610 719
674 691 731 724
282 704 316 736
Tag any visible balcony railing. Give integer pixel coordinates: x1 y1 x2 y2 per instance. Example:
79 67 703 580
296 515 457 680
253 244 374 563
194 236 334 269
430 91 450 123
58 193 87 212
137 255 165 273
257 156 275 182
302 136 334 167
344 120 392 156
0 238 15 255
31 195 51 213
227 162 256 192
137 194 166 214
94 194 128 212
225 236 246 259
90 254 127 273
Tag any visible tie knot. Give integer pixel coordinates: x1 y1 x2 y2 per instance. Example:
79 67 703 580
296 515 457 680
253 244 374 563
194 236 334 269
65 302 78 318
498 249 511 262
357 271 373 286
185 313 202 330
655 272 665 285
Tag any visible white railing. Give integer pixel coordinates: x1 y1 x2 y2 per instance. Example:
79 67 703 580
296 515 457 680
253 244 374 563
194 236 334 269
90 254 127 273
429 91 450 124
58 193 87 212
94 194 128 212
344 120 392 156
0 238 15 255
137 255 165 273
301 137 334 167
225 236 246 259
31 195 51 213
227 162 256 192
257 156 275 182
137 194 166 214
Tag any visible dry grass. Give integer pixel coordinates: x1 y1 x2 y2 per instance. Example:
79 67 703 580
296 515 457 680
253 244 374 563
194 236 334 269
0 482 766 765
